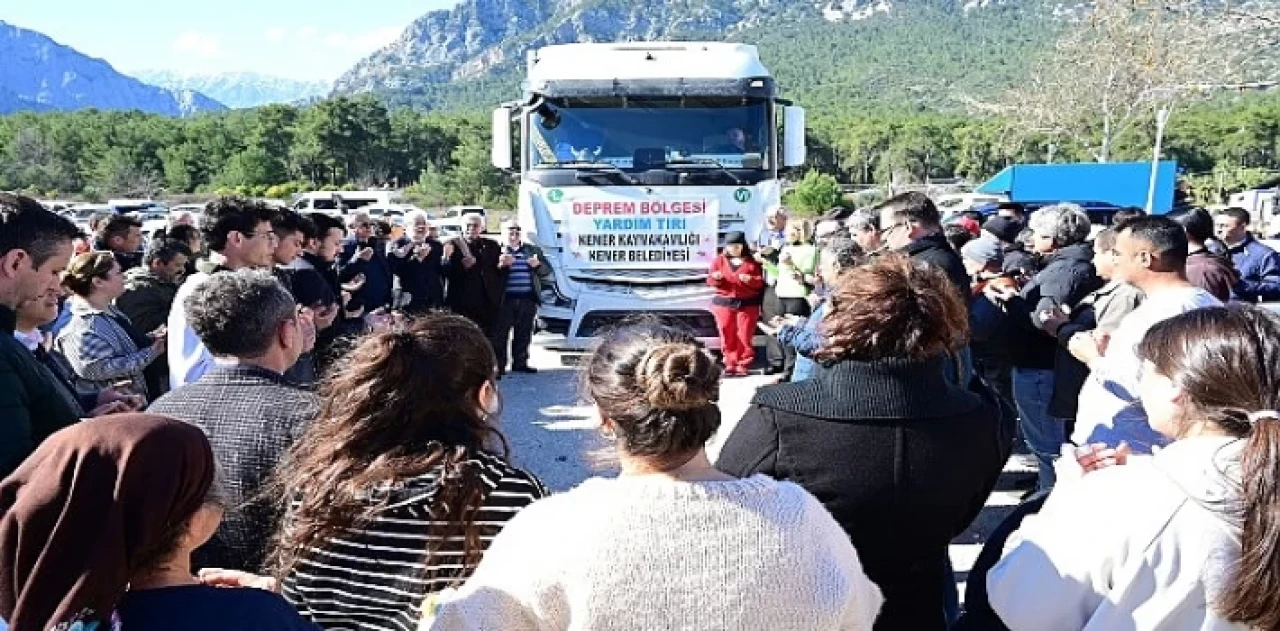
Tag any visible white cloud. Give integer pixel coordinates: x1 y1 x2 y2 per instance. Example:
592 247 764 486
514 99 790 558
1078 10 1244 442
296 26 320 40
171 31 227 59
264 27 287 43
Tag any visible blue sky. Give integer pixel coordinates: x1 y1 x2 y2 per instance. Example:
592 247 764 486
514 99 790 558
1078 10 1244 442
4 0 460 82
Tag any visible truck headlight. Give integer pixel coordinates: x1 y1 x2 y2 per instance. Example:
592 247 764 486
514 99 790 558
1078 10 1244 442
540 282 574 308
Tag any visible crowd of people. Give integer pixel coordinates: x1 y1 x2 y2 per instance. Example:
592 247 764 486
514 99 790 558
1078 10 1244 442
2 189 1280 630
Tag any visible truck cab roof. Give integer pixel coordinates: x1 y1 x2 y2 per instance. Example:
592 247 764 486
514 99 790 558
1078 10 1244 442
526 42 773 88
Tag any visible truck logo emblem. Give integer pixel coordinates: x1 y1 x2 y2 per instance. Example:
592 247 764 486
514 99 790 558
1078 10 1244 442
733 188 751 203
547 189 564 203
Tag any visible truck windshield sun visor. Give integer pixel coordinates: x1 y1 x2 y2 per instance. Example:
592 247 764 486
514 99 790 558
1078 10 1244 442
533 77 776 100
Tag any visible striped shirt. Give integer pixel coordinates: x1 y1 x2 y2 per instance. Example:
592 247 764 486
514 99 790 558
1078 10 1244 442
281 450 547 631
504 247 535 297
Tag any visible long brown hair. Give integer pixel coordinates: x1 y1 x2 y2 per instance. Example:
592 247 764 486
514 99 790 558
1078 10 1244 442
1137 305 1280 628
268 313 507 580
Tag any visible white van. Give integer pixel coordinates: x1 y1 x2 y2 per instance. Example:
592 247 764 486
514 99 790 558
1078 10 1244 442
434 205 487 234
292 191 396 216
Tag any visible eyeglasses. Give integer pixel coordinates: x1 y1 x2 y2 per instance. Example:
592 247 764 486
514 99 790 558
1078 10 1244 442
508 227 522 232
355 222 372 229
878 222 908 237
245 230 279 242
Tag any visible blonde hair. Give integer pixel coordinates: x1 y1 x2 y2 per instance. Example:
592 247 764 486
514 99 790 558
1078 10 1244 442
785 218 812 243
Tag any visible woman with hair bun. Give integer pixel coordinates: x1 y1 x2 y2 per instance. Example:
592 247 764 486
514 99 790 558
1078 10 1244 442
431 322 884 630
55 251 166 400
989 305 1280 630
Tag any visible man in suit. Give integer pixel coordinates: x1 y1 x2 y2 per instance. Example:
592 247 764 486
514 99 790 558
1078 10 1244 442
443 213 503 335
337 211 394 313
390 210 446 313
149 269 317 572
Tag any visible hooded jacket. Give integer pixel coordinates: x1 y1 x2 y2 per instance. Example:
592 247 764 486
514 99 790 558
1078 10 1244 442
116 266 180 334
989 436 1248 630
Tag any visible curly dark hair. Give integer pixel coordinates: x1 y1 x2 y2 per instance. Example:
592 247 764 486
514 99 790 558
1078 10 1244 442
183 269 295 358
813 254 969 364
268 313 506 584
200 196 277 252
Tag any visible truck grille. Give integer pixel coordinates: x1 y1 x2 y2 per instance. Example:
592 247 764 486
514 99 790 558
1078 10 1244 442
577 310 719 338
567 268 707 284
572 279 710 299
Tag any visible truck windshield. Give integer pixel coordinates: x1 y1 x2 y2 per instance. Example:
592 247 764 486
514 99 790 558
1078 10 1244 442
529 97 771 171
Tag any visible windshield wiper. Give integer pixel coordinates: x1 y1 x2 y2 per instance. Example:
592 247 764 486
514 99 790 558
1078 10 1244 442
663 158 744 185
546 161 640 185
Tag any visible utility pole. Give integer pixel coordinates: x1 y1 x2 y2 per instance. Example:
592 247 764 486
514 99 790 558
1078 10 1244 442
1146 105 1171 214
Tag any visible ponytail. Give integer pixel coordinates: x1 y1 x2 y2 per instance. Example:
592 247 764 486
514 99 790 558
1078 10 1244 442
1218 415 1280 629
1135 307 1280 627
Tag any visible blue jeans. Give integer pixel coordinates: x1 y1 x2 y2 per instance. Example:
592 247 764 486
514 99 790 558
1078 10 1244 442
1013 367 1066 490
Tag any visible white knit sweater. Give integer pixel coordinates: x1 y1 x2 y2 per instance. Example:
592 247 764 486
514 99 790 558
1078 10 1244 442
429 474 883 631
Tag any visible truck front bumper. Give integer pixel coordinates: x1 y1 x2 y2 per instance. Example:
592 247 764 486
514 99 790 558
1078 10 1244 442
535 291 722 352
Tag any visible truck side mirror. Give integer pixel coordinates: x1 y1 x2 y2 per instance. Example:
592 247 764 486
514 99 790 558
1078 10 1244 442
783 106 807 168
492 107 514 170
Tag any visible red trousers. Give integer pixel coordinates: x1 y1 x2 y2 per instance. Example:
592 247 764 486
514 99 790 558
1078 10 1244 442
711 304 760 371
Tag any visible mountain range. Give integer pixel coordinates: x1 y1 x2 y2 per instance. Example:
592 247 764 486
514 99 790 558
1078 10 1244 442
4 0 1274 119
0 20 226 117
133 71 332 109
331 0 1066 113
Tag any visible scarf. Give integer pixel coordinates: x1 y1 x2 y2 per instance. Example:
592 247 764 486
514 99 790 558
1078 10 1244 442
0 415 215 630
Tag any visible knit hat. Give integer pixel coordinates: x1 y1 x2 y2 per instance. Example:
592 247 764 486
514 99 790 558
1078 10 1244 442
954 216 981 237
983 216 1023 244
725 231 747 246
962 236 1004 266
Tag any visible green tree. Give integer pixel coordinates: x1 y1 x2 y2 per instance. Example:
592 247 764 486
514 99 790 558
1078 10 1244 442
214 148 284 188
785 171 844 215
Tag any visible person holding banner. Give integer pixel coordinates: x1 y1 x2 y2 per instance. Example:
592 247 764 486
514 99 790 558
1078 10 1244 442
708 231 765 377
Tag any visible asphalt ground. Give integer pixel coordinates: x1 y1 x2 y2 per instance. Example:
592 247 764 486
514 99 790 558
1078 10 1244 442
497 334 1037 603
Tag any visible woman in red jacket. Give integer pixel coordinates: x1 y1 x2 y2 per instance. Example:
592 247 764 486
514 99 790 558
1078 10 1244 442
708 231 766 376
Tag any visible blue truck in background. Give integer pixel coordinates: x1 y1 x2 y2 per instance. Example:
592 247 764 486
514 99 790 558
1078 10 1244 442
974 160 1178 216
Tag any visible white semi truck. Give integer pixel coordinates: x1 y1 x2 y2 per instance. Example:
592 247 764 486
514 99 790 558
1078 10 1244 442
491 42 806 350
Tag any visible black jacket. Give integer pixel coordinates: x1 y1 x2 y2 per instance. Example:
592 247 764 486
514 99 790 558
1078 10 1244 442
390 237 445 310
1002 242 1101 369
1002 245 1039 279
717 356 1009 631
902 233 969 298
443 236 503 329
0 305 80 478
338 238 394 311
1048 281 1143 419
